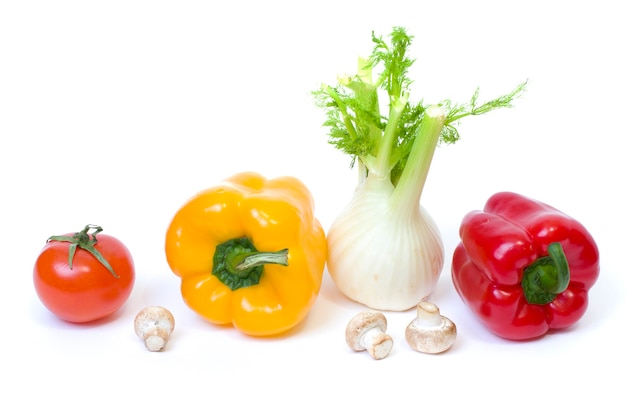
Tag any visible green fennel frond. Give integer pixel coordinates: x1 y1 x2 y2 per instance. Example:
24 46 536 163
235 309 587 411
313 27 527 181
368 26 415 100
312 85 385 167
440 80 528 144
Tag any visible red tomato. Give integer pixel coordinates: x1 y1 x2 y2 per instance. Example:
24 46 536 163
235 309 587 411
33 225 135 323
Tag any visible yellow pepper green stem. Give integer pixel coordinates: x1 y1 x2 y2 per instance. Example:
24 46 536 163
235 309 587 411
212 237 289 291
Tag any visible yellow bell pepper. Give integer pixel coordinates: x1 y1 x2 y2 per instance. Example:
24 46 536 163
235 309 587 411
165 172 327 336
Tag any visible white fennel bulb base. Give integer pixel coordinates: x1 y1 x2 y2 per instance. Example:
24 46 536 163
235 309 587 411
326 176 444 311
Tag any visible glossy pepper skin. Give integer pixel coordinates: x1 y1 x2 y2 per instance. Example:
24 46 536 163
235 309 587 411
451 192 600 340
165 172 327 336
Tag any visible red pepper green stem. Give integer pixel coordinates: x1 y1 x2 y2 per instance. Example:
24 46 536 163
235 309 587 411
212 237 289 291
521 242 570 304
47 224 119 278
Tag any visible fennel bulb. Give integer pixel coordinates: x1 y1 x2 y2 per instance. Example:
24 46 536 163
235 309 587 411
327 169 444 311
313 27 526 311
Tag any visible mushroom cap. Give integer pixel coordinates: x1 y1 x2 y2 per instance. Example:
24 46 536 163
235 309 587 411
134 306 175 335
405 306 456 354
345 310 388 351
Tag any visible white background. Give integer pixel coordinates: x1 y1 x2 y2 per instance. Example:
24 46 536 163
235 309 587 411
1 1 624 415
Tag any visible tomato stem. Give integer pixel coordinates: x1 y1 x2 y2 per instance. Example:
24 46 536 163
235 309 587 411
47 224 119 278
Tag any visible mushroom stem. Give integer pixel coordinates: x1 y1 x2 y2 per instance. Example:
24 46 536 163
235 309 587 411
415 301 444 327
361 327 393 360
142 326 170 351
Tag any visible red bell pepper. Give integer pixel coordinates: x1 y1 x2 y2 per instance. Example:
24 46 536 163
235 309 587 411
451 192 600 340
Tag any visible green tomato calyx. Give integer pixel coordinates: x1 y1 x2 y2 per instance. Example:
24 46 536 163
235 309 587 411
47 224 119 278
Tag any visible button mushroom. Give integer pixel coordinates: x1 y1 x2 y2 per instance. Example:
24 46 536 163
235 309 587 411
134 306 175 352
405 301 456 354
345 310 393 360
